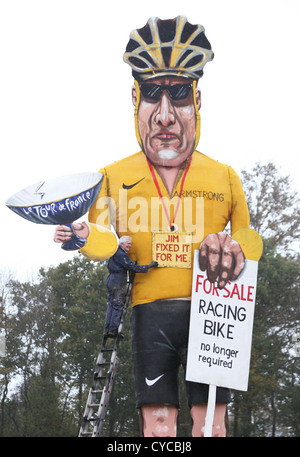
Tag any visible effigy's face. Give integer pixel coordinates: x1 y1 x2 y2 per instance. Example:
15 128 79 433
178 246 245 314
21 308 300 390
133 76 201 167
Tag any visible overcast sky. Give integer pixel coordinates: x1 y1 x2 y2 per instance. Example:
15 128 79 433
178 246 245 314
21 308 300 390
1 0 299 281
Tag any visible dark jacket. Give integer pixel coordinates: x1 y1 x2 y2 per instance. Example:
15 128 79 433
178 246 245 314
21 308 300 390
107 247 150 285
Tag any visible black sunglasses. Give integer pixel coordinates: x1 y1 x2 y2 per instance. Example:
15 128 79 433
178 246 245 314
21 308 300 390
139 83 193 101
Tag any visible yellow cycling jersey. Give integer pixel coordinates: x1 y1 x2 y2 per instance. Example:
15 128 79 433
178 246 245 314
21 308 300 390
80 150 250 306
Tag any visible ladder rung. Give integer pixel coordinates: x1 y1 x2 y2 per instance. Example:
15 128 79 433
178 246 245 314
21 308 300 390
88 403 100 408
83 416 95 422
91 389 103 394
94 374 107 380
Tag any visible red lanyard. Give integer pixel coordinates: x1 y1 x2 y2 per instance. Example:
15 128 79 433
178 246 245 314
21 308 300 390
147 156 192 231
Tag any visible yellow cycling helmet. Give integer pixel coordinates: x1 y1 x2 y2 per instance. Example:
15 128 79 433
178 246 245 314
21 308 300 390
123 16 214 81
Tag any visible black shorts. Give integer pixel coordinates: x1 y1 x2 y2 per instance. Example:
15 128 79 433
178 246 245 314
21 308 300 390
130 299 231 409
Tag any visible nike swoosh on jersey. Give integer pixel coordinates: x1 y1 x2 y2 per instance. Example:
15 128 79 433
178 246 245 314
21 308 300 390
122 177 145 189
145 374 165 386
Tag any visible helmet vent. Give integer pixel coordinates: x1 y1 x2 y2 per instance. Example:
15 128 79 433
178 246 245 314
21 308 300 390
129 56 148 69
177 49 193 66
181 22 198 43
125 38 140 53
161 47 172 68
140 51 156 67
157 18 176 42
138 23 153 45
187 54 204 68
190 33 212 50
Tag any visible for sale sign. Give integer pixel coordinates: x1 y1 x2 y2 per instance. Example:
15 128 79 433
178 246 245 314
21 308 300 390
186 250 259 391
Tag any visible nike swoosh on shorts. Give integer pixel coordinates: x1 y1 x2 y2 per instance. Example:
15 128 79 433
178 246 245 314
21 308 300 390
145 374 165 386
122 178 145 189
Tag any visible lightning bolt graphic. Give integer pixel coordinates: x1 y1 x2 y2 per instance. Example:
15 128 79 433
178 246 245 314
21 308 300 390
34 182 46 200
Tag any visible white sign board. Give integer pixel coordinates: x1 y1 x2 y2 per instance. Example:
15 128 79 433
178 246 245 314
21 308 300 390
186 250 258 391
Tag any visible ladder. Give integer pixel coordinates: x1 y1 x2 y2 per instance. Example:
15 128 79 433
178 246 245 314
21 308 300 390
78 271 135 437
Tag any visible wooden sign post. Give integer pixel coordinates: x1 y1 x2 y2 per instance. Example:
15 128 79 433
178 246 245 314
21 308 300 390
186 229 263 437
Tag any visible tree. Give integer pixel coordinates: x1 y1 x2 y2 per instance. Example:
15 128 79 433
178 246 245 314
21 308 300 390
241 162 300 254
0 271 16 436
40 257 110 425
0 256 139 436
0 274 77 436
229 163 300 437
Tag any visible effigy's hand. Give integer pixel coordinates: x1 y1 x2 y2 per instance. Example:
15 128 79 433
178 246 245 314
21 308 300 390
53 222 89 244
199 232 245 289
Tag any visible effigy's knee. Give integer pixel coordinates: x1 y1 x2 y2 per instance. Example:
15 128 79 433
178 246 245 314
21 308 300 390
141 404 178 437
190 403 227 437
